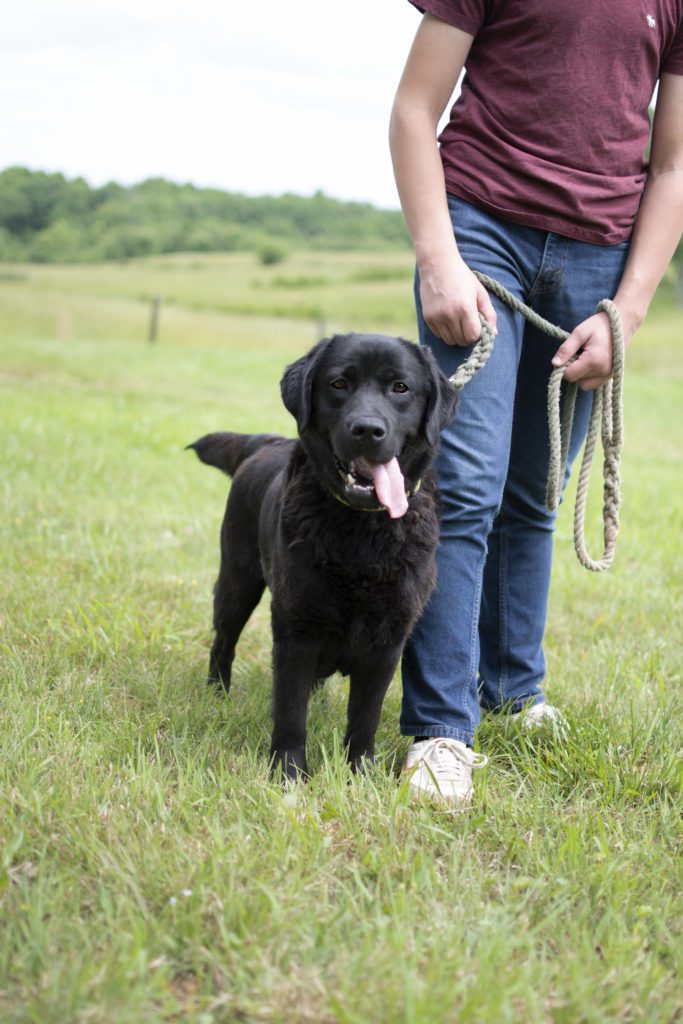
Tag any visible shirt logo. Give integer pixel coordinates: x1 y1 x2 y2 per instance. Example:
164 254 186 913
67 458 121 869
646 14 656 28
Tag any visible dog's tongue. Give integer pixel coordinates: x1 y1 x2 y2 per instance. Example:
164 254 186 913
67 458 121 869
370 458 408 519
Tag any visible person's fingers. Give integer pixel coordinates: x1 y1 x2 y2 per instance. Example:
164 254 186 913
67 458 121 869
561 349 595 384
577 376 607 392
562 351 612 387
476 282 497 333
562 336 613 384
425 315 457 346
552 322 590 368
426 309 478 347
456 305 481 344
421 268 492 346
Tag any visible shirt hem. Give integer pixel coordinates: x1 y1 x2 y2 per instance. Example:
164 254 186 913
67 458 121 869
445 181 634 247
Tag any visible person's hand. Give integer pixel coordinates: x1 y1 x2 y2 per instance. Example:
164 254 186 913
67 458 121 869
419 256 497 346
551 310 623 391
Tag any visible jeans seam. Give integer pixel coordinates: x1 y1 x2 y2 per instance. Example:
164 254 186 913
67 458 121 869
460 538 489 739
497 513 509 707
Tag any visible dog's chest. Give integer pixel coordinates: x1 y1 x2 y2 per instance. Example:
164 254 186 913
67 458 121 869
306 578 424 680
275 500 438 641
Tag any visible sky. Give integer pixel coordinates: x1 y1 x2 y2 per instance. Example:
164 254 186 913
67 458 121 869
3 0 432 210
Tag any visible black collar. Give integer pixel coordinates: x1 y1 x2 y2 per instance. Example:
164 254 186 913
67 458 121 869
326 478 422 513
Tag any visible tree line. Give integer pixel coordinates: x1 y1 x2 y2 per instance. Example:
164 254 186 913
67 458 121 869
0 167 411 264
2 167 680 289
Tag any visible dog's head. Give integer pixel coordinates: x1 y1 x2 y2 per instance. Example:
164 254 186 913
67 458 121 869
280 333 457 517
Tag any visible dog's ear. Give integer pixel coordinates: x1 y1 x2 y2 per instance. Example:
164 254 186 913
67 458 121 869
420 346 459 446
280 338 331 432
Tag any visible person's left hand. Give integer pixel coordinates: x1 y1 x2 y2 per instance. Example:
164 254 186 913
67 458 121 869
551 311 620 391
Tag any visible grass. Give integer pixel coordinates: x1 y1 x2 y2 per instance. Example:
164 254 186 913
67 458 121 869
1 252 682 1022
0 251 418 350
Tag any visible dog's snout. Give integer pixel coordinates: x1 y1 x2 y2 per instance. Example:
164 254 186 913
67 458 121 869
350 417 387 442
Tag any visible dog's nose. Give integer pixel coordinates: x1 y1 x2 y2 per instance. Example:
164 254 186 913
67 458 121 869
350 418 387 442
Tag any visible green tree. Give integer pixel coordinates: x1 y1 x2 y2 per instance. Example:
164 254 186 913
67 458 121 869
0 166 411 263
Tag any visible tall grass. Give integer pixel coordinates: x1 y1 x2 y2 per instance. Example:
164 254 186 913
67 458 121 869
0 254 681 1022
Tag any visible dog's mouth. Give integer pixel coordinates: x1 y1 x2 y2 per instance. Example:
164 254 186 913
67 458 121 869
332 452 409 519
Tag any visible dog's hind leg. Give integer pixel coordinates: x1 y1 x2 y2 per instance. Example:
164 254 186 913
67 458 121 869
344 647 401 772
209 564 265 693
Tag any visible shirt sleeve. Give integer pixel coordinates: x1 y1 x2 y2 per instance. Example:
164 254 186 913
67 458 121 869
662 18 683 74
407 0 487 37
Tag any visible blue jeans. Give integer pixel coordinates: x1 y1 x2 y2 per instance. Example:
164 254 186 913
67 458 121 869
400 195 630 745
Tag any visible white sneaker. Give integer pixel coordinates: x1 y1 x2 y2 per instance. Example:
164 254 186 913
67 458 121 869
402 737 488 808
511 702 567 731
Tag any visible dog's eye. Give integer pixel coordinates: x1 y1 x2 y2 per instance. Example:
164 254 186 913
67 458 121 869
392 382 409 394
330 379 348 390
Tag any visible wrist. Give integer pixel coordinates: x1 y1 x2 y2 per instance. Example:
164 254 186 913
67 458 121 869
613 266 658 339
415 245 464 276
612 291 649 340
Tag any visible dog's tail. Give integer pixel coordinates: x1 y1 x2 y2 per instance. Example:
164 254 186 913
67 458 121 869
186 432 282 477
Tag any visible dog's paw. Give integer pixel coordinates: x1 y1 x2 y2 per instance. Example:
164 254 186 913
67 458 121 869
348 750 375 775
269 746 309 784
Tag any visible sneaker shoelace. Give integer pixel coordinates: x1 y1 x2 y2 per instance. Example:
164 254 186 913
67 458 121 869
419 738 488 781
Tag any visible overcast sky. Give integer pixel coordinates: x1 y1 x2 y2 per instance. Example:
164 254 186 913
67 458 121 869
3 0 432 209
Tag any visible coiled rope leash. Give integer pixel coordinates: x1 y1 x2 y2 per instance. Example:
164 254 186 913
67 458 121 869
448 271 624 572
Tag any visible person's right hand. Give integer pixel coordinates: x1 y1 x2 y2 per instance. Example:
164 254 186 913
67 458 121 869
419 256 497 346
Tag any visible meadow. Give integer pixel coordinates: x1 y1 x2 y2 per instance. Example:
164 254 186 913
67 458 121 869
1 251 682 1023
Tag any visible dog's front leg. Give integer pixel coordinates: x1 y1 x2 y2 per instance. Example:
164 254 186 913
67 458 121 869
344 646 401 773
269 633 320 782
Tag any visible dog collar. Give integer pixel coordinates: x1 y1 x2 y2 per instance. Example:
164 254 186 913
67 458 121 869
327 478 421 513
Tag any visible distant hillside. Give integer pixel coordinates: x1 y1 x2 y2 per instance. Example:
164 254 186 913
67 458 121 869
0 167 410 264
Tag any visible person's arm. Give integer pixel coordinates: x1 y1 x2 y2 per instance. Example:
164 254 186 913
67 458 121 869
389 13 497 346
553 72 683 389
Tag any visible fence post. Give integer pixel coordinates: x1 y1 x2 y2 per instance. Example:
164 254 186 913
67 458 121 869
148 296 161 344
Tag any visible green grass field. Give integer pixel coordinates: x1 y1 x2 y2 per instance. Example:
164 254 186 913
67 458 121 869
1 252 682 1023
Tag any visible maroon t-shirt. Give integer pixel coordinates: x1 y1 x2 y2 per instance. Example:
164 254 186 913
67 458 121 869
409 0 683 243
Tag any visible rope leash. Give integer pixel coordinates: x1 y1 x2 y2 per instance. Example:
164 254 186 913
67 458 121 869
449 271 624 572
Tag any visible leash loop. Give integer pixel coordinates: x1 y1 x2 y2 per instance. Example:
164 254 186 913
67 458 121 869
448 272 625 572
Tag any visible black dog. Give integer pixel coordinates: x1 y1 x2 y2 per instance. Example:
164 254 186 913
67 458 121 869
189 333 457 779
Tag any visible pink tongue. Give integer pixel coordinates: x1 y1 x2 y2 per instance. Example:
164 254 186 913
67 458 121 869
370 458 408 519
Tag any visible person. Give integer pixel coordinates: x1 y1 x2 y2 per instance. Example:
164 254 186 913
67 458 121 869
389 0 683 807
